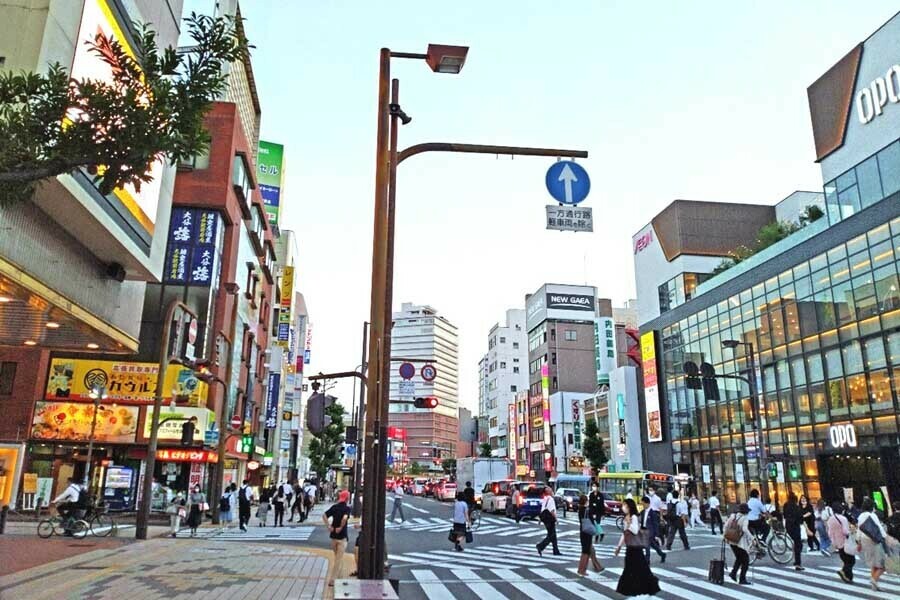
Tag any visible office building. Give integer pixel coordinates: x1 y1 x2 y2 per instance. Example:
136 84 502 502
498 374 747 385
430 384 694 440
478 309 528 457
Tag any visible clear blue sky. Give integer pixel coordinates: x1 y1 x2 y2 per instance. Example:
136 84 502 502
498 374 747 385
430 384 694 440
241 1 900 413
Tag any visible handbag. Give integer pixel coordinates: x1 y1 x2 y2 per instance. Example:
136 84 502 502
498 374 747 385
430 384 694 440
860 516 885 545
581 516 595 536
594 522 604 537
165 504 178 515
177 507 187 518
624 528 650 548
448 529 457 543
465 529 474 544
201 502 210 511
540 509 556 525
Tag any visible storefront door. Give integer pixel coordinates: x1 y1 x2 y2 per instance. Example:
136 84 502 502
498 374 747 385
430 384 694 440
817 447 900 508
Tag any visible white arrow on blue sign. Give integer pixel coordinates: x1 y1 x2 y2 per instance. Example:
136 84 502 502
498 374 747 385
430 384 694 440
545 161 590 205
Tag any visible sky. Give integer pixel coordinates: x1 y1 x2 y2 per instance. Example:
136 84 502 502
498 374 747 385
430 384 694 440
239 1 900 414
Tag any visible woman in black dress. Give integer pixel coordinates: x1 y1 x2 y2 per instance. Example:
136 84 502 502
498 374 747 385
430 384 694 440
576 494 604 575
614 498 660 596
800 495 819 551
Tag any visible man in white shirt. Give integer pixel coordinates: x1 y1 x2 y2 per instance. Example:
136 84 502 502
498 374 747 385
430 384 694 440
708 491 723 534
388 483 405 523
281 481 294 512
746 489 769 540
647 487 665 547
535 487 560 556
665 491 690 550
52 478 85 525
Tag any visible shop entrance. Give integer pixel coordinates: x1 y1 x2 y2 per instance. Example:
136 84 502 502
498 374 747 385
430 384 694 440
817 447 900 509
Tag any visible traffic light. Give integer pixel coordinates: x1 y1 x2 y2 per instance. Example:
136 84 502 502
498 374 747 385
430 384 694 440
788 463 800 479
240 434 253 454
414 396 439 409
306 392 327 434
683 361 720 401
767 462 778 479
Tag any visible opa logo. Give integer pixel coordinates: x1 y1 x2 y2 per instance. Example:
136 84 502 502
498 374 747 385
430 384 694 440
856 65 900 124
829 424 857 449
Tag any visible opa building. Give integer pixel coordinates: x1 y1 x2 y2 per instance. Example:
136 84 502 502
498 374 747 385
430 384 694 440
634 13 900 509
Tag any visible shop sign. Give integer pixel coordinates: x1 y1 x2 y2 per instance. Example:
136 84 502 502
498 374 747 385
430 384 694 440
257 141 285 226
701 464 711 483
156 449 218 463
23 473 38 494
141 407 215 443
572 399 582 451
641 331 662 442
46 358 208 406
247 460 260 471
829 423 857 448
265 373 281 429
856 64 900 124
32 401 139 443
163 207 222 286
189 463 203 489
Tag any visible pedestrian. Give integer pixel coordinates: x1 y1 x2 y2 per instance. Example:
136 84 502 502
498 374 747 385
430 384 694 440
323 489 351 587
536 485 561 556
639 496 666 563
388 482 405 523
289 480 302 522
857 497 890 591
783 492 804 571
508 485 521 521
645 487 666 561
799 495 820 553
708 491 723 534
723 503 753 585
815 498 833 556
576 494 604 576
168 491 186 538
665 490 690 550
463 481 476 511
614 498 660 596
689 494 703 528
887 501 900 541
273 485 286 527
187 484 205 537
238 479 253 531
451 491 470 552
282 480 294 513
827 500 856 583
588 482 605 542
256 486 271 527
219 483 236 530
746 488 769 540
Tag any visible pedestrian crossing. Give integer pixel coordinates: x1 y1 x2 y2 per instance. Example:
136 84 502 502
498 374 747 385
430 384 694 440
183 525 315 541
398 560 900 600
389 539 621 571
384 515 586 539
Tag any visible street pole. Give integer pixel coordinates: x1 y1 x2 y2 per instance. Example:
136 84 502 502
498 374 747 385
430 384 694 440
746 343 770 503
352 322 368 517
135 300 195 540
84 389 104 494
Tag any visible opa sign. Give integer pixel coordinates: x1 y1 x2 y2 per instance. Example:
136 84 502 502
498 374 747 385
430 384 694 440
856 64 900 124
829 424 857 449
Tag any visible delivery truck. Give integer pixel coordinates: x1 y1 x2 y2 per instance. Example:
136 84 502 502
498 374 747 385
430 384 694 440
455 457 513 506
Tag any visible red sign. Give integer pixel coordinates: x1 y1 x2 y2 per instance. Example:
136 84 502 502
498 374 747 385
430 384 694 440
633 230 654 255
156 449 218 463
420 364 437 382
247 460 260 470
188 318 198 345
230 415 242 429
387 426 406 441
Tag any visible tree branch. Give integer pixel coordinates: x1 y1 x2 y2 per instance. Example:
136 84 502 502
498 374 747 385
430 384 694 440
0 157 95 184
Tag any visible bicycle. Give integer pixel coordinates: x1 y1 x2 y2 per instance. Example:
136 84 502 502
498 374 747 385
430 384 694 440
84 502 116 537
37 509 89 539
469 508 482 531
748 517 794 565
615 514 625 531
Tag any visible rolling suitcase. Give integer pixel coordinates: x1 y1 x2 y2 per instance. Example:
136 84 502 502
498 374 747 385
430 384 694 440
708 541 726 584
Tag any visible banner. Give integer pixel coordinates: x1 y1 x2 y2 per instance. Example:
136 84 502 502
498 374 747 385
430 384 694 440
46 358 208 406
257 141 285 226
641 331 662 442
140 407 216 443
32 401 139 443
265 373 281 429
163 207 222 286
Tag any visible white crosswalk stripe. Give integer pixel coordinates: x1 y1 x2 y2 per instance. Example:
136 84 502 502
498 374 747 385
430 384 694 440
186 526 314 541
383 515 573 539
396 555 900 599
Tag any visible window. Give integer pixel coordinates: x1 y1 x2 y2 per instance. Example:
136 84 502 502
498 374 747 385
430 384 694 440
513 342 519 350
551 352 557 365
510 385 517 392
500 362 507 369
513 367 520 374
500 337 506 344
564 330 577 341
0 362 15 395
232 154 252 202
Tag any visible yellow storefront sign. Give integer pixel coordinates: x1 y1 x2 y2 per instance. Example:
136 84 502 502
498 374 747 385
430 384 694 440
46 358 208 406
23 473 38 494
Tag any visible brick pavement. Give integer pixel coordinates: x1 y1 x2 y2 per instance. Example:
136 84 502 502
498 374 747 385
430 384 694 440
0 538 330 600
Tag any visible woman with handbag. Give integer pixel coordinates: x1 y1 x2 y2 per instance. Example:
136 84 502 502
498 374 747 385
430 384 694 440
451 491 470 552
187 484 206 537
576 494 604 576
536 486 560 556
826 500 856 583
614 498 660 596
168 491 186 538
858 497 890 591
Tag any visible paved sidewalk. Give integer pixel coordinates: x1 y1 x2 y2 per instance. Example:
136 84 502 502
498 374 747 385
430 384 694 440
0 537 330 599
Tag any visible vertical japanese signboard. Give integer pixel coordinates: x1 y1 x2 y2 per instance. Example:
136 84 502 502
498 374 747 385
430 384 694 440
572 399 582 452
163 207 222 286
304 323 313 364
594 317 617 386
257 141 285 227
508 402 517 469
277 267 294 348
265 372 281 429
641 331 662 442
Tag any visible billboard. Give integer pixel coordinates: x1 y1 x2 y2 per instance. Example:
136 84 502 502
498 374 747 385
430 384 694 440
594 317 617 386
46 358 208 406
525 284 596 332
277 266 294 348
265 373 281 429
32 401 139 443
641 331 662 442
257 141 285 226
140 407 216 443
163 207 223 286
70 0 163 237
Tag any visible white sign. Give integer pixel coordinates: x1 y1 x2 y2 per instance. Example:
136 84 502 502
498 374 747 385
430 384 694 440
856 64 900 124
701 464 711 483
546 205 593 232
398 381 415 398
829 423 857 448
776 461 785 484
735 463 745 483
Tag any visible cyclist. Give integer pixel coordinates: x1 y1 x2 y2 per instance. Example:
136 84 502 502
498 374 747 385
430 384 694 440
463 481 476 512
746 489 770 541
51 477 86 535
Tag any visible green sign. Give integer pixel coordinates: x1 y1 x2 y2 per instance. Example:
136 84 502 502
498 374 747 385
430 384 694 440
257 141 284 226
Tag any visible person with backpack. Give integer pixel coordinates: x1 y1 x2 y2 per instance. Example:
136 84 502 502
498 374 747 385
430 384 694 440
858 497 890 591
238 479 253 532
815 498 833 556
826 500 856 584
187 484 205 537
665 491 690 550
272 485 286 527
723 503 753 585
220 482 236 529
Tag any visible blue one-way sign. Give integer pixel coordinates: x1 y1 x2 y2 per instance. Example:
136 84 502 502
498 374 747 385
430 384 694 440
545 161 590 205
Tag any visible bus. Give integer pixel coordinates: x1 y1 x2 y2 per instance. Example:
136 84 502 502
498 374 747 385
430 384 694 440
595 471 676 502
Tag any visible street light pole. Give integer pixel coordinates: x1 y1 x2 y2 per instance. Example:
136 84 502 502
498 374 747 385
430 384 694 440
85 386 107 495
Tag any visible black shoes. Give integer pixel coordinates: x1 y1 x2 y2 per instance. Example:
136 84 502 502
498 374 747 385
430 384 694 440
536 544 543 557
660 553 667 563
728 572 737 583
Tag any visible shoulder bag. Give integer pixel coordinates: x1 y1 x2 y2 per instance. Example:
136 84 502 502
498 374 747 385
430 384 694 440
860 515 885 545
581 515 595 536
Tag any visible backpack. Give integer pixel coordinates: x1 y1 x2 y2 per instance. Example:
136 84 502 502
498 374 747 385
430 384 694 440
666 501 678 521
219 494 231 512
724 515 743 544
75 486 90 508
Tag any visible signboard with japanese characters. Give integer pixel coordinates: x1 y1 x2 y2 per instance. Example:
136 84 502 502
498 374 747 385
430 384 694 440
265 373 281 429
546 205 593 232
163 207 223 286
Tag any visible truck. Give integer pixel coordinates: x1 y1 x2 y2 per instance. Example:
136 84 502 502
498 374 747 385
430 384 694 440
455 457 513 506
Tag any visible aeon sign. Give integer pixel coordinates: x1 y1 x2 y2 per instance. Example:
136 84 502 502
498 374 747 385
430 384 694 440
633 230 654 255
829 424 857 449
856 64 900 124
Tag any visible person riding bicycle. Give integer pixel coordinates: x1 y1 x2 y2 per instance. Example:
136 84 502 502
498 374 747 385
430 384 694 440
51 477 86 535
746 489 770 541
463 481 477 512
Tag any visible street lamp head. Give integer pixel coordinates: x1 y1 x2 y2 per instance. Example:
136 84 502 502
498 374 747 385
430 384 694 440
722 339 741 349
425 44 469 74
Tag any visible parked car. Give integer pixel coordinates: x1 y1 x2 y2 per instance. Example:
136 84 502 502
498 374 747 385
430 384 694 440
481 479 517 514
437 481 458 501
554 487 582 511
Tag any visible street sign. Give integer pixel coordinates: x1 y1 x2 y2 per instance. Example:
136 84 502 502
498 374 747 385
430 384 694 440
545 160 590 205
386 455 394 466
204 425 219 445
230 415 242 429
345 445 357 456
546 205 593 232
187 317 198 345
398 380 415 397
421 364 437 382
399 362 415 380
